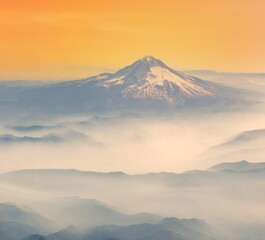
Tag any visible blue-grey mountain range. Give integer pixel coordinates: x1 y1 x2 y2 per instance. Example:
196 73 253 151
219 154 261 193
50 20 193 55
0 56 255 119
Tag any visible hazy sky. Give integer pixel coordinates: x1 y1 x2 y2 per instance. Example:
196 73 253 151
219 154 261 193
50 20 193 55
0 0 264 80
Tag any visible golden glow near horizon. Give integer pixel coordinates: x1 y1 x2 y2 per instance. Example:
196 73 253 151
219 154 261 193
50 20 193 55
0 0 264 80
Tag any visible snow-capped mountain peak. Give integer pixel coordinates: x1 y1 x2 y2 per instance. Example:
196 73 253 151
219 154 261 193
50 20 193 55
94 56 216 102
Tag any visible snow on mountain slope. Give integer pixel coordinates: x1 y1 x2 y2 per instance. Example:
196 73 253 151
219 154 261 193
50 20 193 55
69 56 217 104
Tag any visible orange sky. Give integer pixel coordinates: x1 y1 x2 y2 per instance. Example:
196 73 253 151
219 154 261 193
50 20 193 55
0 0 264 80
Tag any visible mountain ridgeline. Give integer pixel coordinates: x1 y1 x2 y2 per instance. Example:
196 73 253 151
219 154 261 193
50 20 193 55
1 161 265 240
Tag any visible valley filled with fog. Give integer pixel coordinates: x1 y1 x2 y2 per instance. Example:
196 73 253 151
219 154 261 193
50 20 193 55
1 106 265 174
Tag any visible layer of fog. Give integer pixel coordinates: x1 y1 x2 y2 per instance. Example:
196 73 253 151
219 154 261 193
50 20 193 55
1 106 265 174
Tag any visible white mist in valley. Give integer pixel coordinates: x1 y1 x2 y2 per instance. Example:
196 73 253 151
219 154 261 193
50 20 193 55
1 108 265 174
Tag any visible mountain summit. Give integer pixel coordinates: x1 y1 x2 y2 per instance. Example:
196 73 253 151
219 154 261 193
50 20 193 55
138 55 165 66
74 56 217 104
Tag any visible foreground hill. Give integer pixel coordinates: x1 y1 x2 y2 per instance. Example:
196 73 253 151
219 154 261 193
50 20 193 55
22 218 219 240
0 203 54 240
32 197 161 230
82 218 219 240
